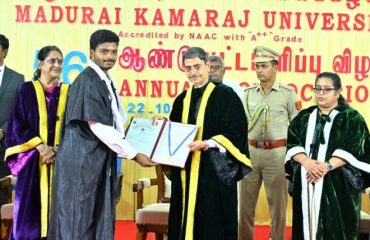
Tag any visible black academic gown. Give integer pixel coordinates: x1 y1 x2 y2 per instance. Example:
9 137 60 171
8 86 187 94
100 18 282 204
286 105 370 240
167 82 251 240
48 67 117 240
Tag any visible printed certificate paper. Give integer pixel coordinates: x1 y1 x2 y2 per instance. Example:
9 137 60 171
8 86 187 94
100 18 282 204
125 117 198 167
125 117 165 157
151 121 198 167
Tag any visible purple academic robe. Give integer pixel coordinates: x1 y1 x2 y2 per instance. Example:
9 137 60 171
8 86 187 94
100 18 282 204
5 81 66 240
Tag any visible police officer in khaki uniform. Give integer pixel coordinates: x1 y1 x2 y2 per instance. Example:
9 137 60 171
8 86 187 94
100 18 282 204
238 46 301 240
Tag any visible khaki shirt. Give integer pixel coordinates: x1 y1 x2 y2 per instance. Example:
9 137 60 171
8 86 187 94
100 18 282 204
243 81 299 141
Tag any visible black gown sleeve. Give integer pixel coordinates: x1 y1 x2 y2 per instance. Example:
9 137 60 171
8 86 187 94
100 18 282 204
65 67 113 126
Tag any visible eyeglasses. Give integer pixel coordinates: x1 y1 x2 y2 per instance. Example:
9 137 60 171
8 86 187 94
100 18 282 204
210 65 222 71
313 87 336 94
44 58 63 65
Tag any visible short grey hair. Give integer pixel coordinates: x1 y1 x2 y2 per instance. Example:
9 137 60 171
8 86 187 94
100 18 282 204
207 55 224 67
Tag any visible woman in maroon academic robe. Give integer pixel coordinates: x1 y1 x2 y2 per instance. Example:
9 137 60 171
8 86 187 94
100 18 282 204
5 46 68 239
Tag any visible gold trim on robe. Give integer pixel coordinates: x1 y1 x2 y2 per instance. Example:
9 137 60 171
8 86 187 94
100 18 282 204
33 81 68 237
211 134 252 167
181 83 215 240
4 137 43 159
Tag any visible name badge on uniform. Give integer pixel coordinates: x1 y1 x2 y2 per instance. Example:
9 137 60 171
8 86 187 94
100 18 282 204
248 102 258 108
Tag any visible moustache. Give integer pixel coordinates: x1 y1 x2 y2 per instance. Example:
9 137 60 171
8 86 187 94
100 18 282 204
190 74 200 78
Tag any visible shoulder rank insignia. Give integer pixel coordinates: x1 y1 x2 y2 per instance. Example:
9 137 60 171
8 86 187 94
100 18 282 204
295 100 302 110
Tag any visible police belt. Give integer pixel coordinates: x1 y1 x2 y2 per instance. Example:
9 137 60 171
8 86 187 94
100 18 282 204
248 139 287 149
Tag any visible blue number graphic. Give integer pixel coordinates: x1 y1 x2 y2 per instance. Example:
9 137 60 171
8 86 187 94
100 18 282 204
62 51 87 83
128 103 135 113
155 103 171 114
155 103 161 114
163 103 171 114
137 103 144 113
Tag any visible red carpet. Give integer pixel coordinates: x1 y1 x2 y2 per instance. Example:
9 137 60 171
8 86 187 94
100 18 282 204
114 220 292 240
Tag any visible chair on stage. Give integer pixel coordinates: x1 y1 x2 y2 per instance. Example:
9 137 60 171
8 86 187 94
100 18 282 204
133 165 171 240
360 187 370 240
115 171 124 204
0 176 15 240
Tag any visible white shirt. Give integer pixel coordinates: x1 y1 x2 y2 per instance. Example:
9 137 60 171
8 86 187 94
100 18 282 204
0 65 5 88
222 77 244 101
87 60 138 160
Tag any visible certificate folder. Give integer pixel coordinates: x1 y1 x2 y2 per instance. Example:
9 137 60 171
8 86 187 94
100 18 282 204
125 117 198 168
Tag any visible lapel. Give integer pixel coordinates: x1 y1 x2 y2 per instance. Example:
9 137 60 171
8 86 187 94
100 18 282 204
0 66 12 98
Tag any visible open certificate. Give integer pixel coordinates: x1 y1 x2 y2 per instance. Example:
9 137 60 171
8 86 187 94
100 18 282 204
125 117 166 157
151 121 198 168
125 117 198 168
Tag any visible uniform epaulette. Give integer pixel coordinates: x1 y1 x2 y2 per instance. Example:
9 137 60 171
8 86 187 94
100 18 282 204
279 83 294 92
245 85 258 92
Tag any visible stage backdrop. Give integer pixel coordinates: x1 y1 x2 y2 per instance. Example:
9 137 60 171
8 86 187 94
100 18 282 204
1 0 369 223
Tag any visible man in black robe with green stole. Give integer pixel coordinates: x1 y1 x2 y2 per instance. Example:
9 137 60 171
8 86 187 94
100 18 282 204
166 47 251 240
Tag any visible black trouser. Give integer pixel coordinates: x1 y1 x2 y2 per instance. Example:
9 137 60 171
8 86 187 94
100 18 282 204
0 141 11 178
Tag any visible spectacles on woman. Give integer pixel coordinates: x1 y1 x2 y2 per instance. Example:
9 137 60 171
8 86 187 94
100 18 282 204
44 58 63 65
313 87 336 94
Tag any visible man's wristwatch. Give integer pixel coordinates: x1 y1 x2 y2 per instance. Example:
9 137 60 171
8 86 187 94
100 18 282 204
327 162 334 171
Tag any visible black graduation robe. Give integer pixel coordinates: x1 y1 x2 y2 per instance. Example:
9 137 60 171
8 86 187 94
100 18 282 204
167 82 251 240
48 67 117 240
285 105 370 240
